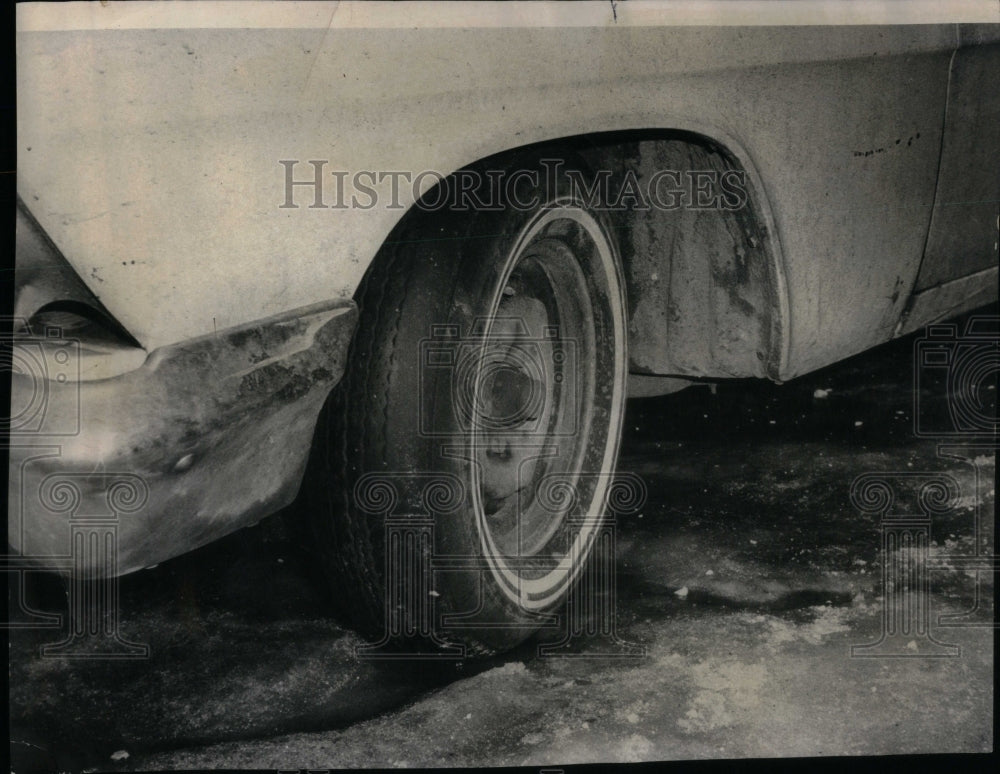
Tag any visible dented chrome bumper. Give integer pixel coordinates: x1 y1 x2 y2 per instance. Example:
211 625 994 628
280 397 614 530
7 299 357 576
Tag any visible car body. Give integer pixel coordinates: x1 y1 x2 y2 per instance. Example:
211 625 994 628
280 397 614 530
9 2 999 580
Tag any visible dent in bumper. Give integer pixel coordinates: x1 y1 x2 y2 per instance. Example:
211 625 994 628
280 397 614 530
8 299 357 576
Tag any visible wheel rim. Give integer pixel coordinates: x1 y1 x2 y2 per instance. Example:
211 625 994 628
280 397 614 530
467 203 626 611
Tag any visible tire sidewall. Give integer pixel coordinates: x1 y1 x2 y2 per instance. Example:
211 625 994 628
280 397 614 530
407 155 628 651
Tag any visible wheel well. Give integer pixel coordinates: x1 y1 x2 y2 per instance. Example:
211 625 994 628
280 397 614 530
359 129 786 387
576 131 784 384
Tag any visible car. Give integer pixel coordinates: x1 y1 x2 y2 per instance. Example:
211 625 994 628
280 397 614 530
9 2 998 655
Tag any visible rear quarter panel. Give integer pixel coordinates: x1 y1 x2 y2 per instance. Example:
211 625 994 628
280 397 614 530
17 11 960 378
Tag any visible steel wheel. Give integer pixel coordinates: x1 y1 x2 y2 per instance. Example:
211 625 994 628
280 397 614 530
306 156 627 654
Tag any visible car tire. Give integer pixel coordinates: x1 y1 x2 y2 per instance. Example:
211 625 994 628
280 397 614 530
304 154 628 655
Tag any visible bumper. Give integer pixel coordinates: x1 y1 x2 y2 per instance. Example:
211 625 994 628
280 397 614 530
8 299 357 576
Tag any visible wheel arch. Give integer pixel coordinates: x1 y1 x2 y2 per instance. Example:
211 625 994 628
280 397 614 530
355 124 791 388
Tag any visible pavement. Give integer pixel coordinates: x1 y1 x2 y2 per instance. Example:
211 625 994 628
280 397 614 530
8 310 995 770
